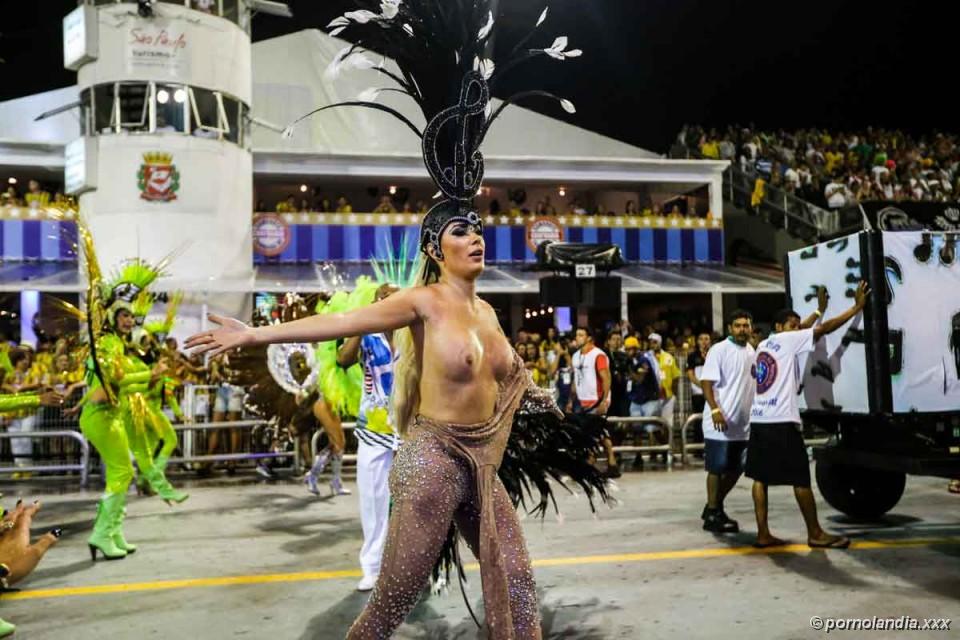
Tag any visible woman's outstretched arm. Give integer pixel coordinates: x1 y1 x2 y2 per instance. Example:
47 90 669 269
186 287 425 358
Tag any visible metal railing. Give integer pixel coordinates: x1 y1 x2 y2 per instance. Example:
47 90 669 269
607 416 677 469
166 419 304 468
0 430 90 485
724 162 839 240
672 141 839 240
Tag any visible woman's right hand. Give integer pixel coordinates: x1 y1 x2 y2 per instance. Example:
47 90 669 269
185 315 257 358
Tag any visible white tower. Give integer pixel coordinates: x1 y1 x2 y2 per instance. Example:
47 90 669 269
63 0 254 290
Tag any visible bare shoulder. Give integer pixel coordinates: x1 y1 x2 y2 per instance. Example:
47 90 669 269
411 282 449 318
477 298 506 334
476 297 496 315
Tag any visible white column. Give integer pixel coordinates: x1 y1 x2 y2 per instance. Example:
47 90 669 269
19 291 39 348
711 290 723 334
621 290 629 325
709 176 724 222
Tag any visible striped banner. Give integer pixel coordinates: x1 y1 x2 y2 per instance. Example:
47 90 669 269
253 213 724 265
0 211 723 265
0 219 79 261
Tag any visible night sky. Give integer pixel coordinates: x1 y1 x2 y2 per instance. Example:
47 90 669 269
2 1 957 153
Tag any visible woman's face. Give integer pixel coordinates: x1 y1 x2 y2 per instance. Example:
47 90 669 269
115 309 135 335
15 354 31 371
55 354 70 371
435 220 485 279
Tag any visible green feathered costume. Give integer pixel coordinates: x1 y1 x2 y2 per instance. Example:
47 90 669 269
313 276 380 417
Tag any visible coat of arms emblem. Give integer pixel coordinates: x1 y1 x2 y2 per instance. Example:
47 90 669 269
137 152 180 201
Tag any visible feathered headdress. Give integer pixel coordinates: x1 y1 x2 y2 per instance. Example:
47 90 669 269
77 222 117 405
102 257 171 326
143 291 183 341
288 1 581 260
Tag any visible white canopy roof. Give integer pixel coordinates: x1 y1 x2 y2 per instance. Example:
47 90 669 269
0 261 783 296
0 30 726 186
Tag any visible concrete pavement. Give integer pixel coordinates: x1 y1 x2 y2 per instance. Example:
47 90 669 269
2 466 958 639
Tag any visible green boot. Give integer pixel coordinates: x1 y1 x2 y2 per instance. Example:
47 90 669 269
111 504 137 554
144 467 188 504
135 473 155 497
88 494 127 561
155 453 170 475
0 617 15 638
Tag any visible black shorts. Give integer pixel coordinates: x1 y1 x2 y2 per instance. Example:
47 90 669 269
744 422 811 487
704 439 747 475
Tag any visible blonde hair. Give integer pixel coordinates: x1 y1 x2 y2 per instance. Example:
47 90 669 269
390 254 440 435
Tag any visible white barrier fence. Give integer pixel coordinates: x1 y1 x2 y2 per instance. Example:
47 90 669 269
0 430 91 486
0 406 835 485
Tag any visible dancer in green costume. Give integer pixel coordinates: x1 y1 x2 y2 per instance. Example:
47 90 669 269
124 291 188 504
130 292 190 491
73 227 173 561
304 279 377 497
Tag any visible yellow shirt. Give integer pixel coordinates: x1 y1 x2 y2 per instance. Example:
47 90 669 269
25 190 50 207
336 205 354 214
751 178 766 207
824 151 843 174
28 357 51 382
655 351 681 400
700 141 720 159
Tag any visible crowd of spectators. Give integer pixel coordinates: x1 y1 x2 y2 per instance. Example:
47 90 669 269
0 334 237 475
268 194 432 215
511 316 766 474
260 192 714 219
0 180 74 210
681 125 960 211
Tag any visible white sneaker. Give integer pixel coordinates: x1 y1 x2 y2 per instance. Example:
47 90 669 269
330 477 351 496
357 574 377 592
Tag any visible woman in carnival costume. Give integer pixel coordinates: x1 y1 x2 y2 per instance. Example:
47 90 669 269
128 292 191 498
188 2 609 637
304 284 378 497
72 227 180 560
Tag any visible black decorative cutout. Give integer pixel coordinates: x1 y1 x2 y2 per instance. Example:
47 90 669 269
889 328 903 376
811 360 835 382
883 256 903 305
914 232 933 263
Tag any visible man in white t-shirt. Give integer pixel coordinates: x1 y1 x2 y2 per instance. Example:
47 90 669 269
745 282 869 550
824 176 849 209
700 310 755 534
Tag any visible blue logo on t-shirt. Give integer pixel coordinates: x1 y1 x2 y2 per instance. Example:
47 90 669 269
754 352 778 394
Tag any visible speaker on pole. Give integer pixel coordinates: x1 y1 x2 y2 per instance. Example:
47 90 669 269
539 276 621 308
539 276 578 306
